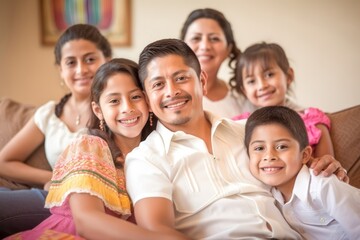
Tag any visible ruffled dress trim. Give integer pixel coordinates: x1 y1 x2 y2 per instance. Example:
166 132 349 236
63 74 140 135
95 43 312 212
45 135 131 218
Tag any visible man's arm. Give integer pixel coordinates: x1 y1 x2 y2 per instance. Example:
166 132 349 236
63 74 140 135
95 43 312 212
309 154 349 183
134 197 190 239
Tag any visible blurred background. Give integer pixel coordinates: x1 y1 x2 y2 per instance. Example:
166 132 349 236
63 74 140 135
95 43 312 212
0 0 359 112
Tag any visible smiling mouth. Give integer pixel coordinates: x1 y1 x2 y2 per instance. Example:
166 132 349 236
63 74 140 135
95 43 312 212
119 117 138 124
166 101 187 109
261 167 283 173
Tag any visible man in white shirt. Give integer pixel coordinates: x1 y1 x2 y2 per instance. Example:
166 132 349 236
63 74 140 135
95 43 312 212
125 38 346 239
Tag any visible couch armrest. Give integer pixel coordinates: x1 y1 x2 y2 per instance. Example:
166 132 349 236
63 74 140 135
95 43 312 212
328 105 360 188
0 98 51 189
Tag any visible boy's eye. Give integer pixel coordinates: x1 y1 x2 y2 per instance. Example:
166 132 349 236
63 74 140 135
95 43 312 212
176 75 188 82
276 144 288 150
254 146 264 151
265 71 274 78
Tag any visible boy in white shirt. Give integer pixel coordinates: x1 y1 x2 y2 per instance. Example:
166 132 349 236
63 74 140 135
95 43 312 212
244 105 360 239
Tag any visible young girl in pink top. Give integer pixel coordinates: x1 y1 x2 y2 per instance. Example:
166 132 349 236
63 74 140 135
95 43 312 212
232 42 334 158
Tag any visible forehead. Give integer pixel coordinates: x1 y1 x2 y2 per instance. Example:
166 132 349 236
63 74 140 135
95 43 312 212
187 18 224 35
61 39 99 58
145 54 195 79
101 73 139 94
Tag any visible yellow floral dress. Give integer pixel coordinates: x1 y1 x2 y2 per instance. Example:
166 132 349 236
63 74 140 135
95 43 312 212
7 135 131 239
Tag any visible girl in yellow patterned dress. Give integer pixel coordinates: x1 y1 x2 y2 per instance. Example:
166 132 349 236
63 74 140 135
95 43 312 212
7 59 189 240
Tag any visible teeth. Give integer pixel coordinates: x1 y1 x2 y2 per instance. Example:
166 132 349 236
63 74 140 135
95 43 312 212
121 118 137 124
262 167 281 172
168 101 185 108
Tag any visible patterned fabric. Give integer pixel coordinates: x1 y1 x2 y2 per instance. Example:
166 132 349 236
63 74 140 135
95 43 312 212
232 107 330 149
5 135 131 239
46 135 131 216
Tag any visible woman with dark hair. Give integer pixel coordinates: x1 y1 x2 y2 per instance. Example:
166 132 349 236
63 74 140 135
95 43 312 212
6 58 188 240
0 24 112 237
180 8 254 117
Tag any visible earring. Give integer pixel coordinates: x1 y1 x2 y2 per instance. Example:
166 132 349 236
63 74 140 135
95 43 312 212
149 112 153 127
60 79 65 87
99 119 105 131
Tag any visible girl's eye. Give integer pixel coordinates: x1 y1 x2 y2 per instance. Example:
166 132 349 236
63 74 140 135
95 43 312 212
131 94 143 100
109 99 119 104
246 79 255 85
265 71 274 78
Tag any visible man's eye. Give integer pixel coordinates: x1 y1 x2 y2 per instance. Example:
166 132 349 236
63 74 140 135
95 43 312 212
152 82 163 89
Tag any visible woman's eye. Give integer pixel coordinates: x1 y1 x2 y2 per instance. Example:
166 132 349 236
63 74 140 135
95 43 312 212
209 37 220 42
190 36 201 42
65 60 75 67
85 57 96 64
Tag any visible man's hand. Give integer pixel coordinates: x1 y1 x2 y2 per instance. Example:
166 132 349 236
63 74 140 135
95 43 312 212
309 154 349 183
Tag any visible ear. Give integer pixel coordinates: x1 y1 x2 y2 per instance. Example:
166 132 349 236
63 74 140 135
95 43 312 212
287 67 295 87
91 101 103 121
301 146 313 164
200 70 208 96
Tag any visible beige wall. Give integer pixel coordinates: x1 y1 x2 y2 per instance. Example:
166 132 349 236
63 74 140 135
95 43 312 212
1 0 359 112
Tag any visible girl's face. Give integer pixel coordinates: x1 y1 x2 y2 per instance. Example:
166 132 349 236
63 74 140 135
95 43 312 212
59 39 107 97
95 73 149 141
248 123 311 196
184 18 231 76
241 60 293 108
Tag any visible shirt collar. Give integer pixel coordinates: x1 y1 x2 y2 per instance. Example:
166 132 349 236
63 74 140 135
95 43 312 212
272 165 311 204
155 111 236 154
292 165 311 202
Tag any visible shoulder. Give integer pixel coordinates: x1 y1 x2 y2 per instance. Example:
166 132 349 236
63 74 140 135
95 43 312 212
301 107 330 128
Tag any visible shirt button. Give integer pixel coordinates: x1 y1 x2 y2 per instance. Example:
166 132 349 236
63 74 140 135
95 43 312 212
319 217 326 223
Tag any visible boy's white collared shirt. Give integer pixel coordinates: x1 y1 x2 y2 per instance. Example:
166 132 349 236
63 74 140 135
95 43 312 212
272 165 360 240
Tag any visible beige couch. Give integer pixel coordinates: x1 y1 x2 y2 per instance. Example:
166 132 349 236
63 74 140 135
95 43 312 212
0 97 359 189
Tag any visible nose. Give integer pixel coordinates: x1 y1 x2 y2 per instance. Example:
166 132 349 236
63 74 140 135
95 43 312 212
257 78 269 91
76 62 89 74
263 149 277 161
165 81 181 98
199 38 210 50
120 98 135 113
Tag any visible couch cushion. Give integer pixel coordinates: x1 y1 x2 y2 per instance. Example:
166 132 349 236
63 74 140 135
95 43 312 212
0 97 50 189
328 105 360 188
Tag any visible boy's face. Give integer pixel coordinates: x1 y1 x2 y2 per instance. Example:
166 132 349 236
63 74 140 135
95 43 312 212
248 123 311 194
143 54 207 131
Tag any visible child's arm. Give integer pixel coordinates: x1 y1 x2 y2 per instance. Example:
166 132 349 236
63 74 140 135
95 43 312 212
313 124 334 158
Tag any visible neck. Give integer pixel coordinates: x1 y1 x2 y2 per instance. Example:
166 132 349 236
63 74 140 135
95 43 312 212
114 135 142 158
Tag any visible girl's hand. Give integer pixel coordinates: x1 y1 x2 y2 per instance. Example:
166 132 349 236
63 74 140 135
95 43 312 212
309 154 349 183
43 181 52 191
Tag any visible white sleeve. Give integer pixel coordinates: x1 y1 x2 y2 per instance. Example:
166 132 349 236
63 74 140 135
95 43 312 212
318 175 360 239
125 136 172 205
33 101 56 133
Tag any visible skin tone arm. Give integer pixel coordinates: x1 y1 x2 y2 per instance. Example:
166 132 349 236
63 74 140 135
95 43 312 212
70 194 190 240
0 117 52 186
313 124 334 158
